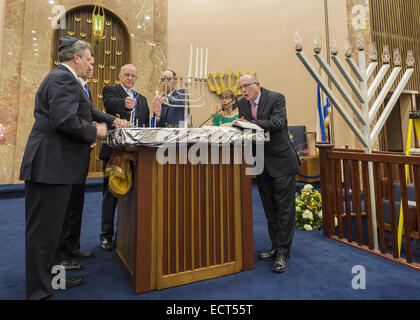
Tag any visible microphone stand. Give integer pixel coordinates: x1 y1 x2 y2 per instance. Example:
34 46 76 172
198 106 225 128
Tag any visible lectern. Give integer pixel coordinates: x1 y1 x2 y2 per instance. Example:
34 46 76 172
106 127 267 294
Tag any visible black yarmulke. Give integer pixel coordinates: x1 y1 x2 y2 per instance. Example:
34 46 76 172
58 36 78 51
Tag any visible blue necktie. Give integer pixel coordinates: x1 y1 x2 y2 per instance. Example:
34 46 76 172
84 83 89 97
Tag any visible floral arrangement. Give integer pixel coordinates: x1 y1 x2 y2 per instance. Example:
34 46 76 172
295 184 323 231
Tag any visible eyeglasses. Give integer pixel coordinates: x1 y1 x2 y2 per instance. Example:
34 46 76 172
238 82 256 90
123 73 137 79
161 77 174 82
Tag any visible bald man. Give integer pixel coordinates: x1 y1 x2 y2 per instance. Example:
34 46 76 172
236 74 300 273
98 64 150 251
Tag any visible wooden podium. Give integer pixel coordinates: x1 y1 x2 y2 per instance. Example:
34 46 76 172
114 145 254 294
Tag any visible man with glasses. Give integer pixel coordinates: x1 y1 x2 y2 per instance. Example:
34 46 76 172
152 70 187 128
236 74 300 273
98 64 150 251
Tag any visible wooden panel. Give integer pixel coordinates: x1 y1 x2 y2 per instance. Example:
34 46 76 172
370 0 420 92
156 146 245 290
361 161 374 249
116 145 253 293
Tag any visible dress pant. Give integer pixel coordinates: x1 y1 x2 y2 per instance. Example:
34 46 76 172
256 167 296 257
101 159 118 241
62 183 86 256
25 181 73 300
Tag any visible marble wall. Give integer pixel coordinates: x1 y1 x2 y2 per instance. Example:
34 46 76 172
0 0 167 184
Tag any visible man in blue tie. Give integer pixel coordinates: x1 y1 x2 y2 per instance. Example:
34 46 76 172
99 64 150 251
57 53 128 270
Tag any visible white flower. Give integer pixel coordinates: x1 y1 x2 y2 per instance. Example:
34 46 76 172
304 224 313 231
296 206 301 212
303 184 313 191
317 210 323 218
302 210 313 220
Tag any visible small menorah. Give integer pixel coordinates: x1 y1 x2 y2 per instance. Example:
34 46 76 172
294 31 415 250
161 45 209 128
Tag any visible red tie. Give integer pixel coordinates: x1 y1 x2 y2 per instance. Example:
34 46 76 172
251 101 257 119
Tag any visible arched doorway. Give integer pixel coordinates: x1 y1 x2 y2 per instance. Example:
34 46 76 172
52 5 131 177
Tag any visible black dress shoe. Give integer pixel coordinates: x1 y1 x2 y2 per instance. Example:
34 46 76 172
101 238 114 252
258 249 276 261
272 254 288 273
65 276 84 289
60 259 84 272
69 250 95 259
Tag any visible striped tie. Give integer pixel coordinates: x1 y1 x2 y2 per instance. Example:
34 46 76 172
251 101 257 119
84 83 89 98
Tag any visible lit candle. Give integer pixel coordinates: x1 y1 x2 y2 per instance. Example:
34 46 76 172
204 48 208 79
195 47 199 78
200 48 203 79
188 44 193 78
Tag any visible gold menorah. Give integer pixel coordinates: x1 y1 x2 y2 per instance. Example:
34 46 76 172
207 68 256 96
207 68 256 97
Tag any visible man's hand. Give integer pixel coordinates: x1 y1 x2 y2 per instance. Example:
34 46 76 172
152 95 165 118
125 96 136 109
112 118 128 129
93 122 108 139
237 116 250 123
90 143 96 150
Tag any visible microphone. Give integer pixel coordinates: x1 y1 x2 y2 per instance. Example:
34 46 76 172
198 106 225 128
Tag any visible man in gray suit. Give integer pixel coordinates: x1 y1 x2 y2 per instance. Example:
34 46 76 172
20 36 124 300
236 74 300 273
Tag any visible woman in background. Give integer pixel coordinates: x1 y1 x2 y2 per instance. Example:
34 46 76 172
212 89 239 126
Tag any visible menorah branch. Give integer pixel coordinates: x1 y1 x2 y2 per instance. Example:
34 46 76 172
367 64 390 102
346 57 364 82
366 62 379 80
370 68 414 144
315 54 367 125
368 67 401 123
296 51 368 147
331 55 366 103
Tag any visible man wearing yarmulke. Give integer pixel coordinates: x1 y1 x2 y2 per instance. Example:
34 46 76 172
20 36 123 300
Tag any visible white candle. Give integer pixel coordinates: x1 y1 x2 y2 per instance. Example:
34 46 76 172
195 47 199 78
204 48 208 79
188 44 193 78
200 48 203 79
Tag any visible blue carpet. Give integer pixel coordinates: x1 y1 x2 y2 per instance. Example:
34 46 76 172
1 180 420 300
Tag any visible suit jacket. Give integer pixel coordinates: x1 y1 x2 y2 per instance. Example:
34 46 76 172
237 87 300 177
99 84 150 160
20 64 115 184
156 89 186 128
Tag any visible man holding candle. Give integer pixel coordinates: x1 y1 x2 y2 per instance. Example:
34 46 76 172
152 70 188 128
98 64 150 251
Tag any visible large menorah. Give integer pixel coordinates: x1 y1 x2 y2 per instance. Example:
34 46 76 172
295 32 415 250
161 45 208 128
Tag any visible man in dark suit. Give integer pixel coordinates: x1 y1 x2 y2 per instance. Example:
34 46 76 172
98 64 150 251
20 37 123 300
236 74 300 273
152 70 187 128
59 53 126 267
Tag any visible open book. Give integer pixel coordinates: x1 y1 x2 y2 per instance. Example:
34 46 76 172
231 119 263 130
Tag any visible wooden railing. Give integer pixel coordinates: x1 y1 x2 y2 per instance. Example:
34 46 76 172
317 143 420 270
